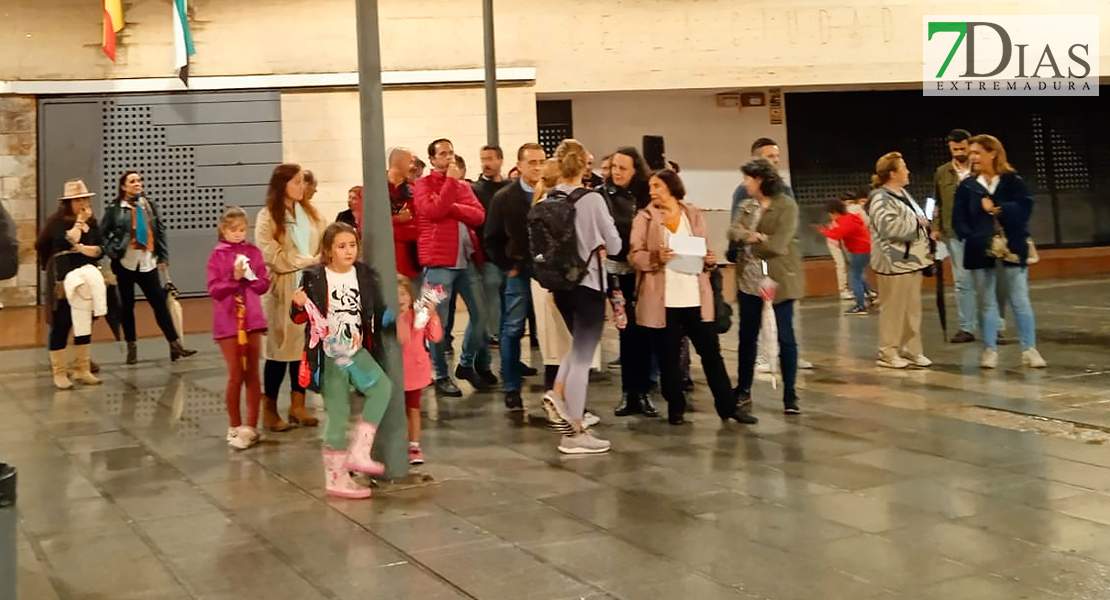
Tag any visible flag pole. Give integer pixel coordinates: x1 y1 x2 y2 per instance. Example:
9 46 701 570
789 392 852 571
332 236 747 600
354 0 408 480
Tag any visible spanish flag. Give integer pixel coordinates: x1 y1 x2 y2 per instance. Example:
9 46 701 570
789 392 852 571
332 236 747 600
102 0 124 61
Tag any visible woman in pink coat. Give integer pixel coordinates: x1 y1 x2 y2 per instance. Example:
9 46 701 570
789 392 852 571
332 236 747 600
207 207 271 450
396 274 443 465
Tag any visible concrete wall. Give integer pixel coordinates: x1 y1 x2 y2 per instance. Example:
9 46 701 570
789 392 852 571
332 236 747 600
4 0 1107 90
570 90 790 213
281 86 539 221
0 97 38 307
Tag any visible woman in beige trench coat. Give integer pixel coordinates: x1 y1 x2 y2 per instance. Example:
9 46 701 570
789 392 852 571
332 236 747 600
255 163 326 431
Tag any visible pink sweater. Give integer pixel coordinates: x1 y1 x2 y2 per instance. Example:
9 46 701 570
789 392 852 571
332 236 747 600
397 308 443 392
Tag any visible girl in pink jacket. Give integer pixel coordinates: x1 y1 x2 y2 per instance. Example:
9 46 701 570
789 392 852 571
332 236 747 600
396 274 443 465
207 207 271 450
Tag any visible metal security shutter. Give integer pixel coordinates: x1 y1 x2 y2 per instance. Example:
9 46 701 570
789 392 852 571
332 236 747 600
537 100 573 158
40 92 282 297
784 88 1109 254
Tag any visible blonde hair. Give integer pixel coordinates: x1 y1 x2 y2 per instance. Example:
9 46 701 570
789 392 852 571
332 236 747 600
217 206 249 241
968 134 1016 175
871 151 904 188
397 274 416 308
533 158 561 205
553 139 589 181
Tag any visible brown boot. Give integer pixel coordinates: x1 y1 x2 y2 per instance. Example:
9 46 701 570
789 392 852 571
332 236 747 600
262 395 291 432
72 345 102 386
288 391 319 427
49 350 73 390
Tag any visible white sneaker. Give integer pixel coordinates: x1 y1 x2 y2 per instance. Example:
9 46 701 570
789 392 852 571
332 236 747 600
1022 348 1047 368
227 429 252 450
237 426 260 446
798 358 814 370
226 428 237 443
980 349 998 369
902 354 933 368
582 411 601 429
542 390 574 434
755 362 772 374
558 431 611 455
877 356 910 369
839 291 855 300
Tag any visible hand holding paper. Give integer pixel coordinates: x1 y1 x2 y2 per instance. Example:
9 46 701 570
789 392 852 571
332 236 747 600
667 234 707 274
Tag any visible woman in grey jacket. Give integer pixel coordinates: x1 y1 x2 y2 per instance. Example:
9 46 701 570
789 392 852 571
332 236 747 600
868 152 933 369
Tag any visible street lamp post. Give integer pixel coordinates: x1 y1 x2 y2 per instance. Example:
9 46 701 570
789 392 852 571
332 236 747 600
354 0 408 480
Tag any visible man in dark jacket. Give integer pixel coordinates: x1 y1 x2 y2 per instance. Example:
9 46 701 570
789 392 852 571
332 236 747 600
471 145 509 348
484 143 546 411
415 138 495 397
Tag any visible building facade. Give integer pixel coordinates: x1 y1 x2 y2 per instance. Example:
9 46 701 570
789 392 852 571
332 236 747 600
1 0 1108 303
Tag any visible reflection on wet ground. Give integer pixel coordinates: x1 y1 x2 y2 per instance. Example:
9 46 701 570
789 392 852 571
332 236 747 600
4 277 1110 599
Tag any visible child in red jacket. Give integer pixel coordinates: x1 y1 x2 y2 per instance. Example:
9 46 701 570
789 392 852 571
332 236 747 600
819 199 872 315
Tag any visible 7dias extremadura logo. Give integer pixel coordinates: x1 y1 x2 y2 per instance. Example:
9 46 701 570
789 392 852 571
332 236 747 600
923 15 1099 96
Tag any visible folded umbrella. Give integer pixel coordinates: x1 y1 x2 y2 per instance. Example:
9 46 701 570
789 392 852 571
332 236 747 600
164 275 184 340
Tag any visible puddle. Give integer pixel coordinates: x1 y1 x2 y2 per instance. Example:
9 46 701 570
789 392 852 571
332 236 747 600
941 405 1110 444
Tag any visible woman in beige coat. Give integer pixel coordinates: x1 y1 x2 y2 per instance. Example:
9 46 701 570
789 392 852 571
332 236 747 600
255 163 326 431
629 169 738 425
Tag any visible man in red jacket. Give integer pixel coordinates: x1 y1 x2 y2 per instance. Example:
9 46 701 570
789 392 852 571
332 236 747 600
415 138 496 397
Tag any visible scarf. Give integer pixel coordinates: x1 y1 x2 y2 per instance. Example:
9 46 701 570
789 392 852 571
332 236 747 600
130 198 154 251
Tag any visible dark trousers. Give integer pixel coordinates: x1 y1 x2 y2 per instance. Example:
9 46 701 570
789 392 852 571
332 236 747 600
112 262 178 343
615 273 652 396
736 293 798 402
650 307 734 420
264 359 305 398
48 300 91 351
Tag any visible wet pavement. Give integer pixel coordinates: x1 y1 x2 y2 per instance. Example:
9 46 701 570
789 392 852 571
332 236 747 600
5 276 1110 600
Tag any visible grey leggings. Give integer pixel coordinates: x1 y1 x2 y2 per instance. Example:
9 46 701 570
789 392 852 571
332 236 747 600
553 286 606 421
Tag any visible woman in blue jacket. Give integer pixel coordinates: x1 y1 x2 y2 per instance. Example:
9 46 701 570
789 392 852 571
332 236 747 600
952 134 1046 370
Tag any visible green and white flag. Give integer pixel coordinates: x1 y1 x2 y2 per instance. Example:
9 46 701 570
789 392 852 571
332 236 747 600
173 0 195 86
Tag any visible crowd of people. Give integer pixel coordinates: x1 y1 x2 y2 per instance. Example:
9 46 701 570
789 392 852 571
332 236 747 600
33 129 1048 499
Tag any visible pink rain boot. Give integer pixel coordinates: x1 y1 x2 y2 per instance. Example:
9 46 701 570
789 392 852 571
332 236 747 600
345 421 386 475
323 449 372 499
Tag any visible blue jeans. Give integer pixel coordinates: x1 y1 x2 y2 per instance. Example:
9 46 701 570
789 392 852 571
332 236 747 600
424 265 490 379
946 238 979 334
481 262 504 341
971 265 1036 350
499 271 531 392
737 293 798 401
847 251 870 309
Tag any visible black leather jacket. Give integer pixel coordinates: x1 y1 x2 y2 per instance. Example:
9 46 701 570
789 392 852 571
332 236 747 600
600 181 648 263
101 195 169 264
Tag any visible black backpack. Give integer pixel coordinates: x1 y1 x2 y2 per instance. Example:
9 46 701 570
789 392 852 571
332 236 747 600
528 187 593 292
0 202 18 281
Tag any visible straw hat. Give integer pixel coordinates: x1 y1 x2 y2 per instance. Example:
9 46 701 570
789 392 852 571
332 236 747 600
59 179 95 201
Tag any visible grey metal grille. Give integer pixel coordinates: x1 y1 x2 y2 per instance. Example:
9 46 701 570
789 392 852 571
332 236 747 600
538 124 571 159
102 101 225 231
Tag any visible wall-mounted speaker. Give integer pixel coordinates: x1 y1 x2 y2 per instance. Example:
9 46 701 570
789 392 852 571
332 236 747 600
642 135 666 170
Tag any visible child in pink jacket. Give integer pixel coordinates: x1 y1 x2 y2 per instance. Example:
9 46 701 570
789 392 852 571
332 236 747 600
396 274 443 465
207 207 271 450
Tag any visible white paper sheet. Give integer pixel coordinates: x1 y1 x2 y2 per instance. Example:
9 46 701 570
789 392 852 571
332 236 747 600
667 234 707 274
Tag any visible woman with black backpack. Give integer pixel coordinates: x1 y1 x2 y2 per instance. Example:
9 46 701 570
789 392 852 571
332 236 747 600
535 139 622 455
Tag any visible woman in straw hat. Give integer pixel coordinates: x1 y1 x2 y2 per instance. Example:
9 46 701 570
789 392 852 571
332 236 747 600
35 179 106 390
101 171 196 364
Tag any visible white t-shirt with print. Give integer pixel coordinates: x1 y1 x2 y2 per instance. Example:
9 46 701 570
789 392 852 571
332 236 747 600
325 267 362 351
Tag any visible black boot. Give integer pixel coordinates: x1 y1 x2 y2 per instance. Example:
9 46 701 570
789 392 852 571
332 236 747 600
170 340 196 361
614 393 643 417
126 342 137 365
640 393 660 418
